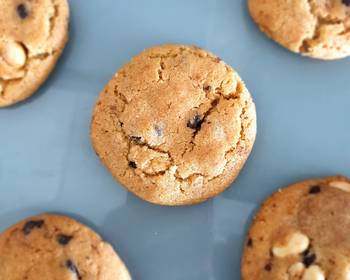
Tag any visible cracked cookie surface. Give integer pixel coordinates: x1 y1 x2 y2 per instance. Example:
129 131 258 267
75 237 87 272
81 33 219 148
0 0 69 107
91 44 256 206
242 175 350 280
0 214 131 280
248 0 350 59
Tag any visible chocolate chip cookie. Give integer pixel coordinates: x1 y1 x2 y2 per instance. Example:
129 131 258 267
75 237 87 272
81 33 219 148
242 175 350 280
0 0 69 107
91 44 256 206
248 0 350 60
0 214 131 279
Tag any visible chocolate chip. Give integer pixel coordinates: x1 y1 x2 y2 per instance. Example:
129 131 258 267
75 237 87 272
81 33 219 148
203 85 212 93
303 253 316 267
57 234 73 245
17 3 29 19
129 161 137 169
130 136 142 143
309 186 321 194
187 114 203 130
65 260 82 280
342 0 350 6
264 263 272 271
247 238 253 247
23 220 44 235
303 248 310 257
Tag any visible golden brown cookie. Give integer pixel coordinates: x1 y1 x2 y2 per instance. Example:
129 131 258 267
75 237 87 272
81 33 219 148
242 175 350 280
0 214 131 280
91 44 256 206
0 0 69 107
248 0 350 60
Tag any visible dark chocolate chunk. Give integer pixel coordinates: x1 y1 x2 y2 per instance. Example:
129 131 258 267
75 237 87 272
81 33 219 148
303 253 316 267
247 238 253 247
129 161 137 169
187 114 203 130
303 248 310 257
23 220 44 235
130 136 142 143
57 234 73 245
342 0 350 6
264 263 272 271
17 3 29 19
309 186 321 194
65 260 82 279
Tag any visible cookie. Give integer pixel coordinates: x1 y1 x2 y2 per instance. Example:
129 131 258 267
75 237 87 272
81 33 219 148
248 0 350 60
91 44 256 206
0 214 131 280
0 0 69 107
241 175 350 280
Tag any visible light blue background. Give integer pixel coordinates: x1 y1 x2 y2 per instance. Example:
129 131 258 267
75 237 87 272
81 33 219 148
0 0 349 279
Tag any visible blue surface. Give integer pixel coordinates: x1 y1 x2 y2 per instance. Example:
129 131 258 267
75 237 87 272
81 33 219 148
0 0 350 279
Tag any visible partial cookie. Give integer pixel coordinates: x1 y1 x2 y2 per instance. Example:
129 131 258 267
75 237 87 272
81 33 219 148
0 214 131 280
242 175 350 280
91 44 256 206
0 0 69 107
248 0 350 60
